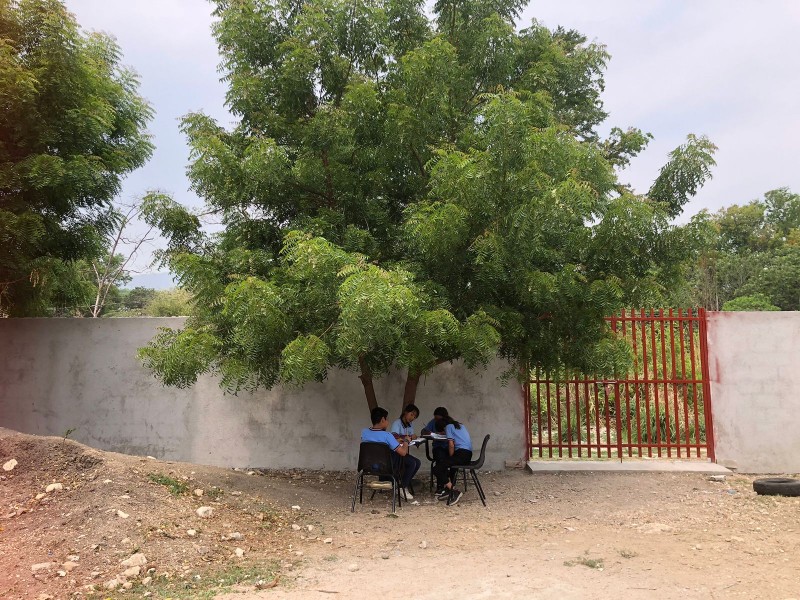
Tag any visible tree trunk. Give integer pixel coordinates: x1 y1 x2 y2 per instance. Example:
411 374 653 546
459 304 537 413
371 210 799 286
402 371 420 412
358 356 378 412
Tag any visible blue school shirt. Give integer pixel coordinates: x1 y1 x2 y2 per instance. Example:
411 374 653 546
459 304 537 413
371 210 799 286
445 423 473 452
361 428 399 451
424 418 448 449
390 418 413 437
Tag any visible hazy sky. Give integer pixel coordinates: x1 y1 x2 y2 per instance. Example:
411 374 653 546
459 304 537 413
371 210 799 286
63 0 800 274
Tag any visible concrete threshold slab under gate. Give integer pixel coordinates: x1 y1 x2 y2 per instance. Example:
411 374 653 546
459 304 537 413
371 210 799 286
527 459 733 474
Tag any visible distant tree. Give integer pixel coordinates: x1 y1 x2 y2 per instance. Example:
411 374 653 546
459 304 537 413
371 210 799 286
143 288 193 317
681 188 800 311
0 0 153 316
722 294 780 312
89 201 157 317
121 286 157 311
140 0 715 411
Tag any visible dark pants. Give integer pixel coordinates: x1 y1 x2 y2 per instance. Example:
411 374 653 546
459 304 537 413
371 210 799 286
391 453 422 488
433 449 472 490
432 445 449 463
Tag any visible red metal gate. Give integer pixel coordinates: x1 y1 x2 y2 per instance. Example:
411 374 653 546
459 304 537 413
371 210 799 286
525 308 715 461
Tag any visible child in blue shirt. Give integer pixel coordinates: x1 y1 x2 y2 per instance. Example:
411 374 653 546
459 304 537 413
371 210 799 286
390 404 420 440
420 406 450 462
361 406 420 500
432 415 473 506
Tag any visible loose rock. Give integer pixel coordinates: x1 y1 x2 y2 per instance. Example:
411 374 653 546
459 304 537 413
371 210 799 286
292 524 302 531
323 537 333 544
142 576 152 586
31 562 54 572
62 561 79 572
194 488 204 496
45 483 63 492
120 553 147 568
291 505 301 511
116 510 129 519
419 541 428 549
3 458 17 471
35 493 46 500
187 529 197 537
124 565 141 577
196 506 214 518
104 579 121 591
235 548 245 558
348 564 360 572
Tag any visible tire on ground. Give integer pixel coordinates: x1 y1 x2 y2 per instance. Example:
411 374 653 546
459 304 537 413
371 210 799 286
752 477 800 497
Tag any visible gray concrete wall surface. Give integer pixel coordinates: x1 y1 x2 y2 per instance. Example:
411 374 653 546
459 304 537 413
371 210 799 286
707 311 800 473
0 318 526 471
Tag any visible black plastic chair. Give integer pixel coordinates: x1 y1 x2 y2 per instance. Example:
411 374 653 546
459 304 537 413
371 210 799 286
450 434 490 506
351 442 403 513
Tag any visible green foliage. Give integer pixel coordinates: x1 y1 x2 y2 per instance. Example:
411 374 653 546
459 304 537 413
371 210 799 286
143 288 194 317
648 134 717 219
148 472 189 496
141 0 715 407
722 294 780 312
677 188 800 311
0 0 153 315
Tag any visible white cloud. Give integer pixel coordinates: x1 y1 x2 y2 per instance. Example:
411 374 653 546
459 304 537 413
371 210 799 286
527 0 800 215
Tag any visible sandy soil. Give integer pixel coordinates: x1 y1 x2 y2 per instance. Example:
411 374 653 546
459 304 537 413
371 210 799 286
2 428 799 600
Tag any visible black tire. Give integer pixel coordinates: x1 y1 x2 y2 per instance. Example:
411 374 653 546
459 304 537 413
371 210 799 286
753 477 800 497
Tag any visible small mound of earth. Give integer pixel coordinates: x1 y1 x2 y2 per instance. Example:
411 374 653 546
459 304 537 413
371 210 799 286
0 428 300 599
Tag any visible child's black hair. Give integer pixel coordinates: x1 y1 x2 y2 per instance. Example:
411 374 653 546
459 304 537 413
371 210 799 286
435 415 461 431
370 406 389 425
402 404 420 418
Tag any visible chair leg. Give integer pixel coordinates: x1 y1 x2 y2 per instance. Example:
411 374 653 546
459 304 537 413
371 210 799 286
351 472 362 512
396 476 402 509
429 462 435 492
471 469 486 507
463 468 468 491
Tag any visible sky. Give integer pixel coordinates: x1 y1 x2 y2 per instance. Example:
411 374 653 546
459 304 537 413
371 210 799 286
62 0 800 283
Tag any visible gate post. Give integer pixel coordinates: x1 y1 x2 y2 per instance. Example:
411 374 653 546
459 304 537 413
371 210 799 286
698 308 716 462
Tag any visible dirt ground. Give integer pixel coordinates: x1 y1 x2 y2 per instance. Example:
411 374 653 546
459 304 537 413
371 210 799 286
2 428 799 600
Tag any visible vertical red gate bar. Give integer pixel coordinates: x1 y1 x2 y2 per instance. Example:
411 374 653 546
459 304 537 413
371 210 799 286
698 308 716 462
526 307 714 461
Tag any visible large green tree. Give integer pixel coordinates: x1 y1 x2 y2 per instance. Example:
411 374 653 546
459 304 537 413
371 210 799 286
0 0 153 316
141 0 715 411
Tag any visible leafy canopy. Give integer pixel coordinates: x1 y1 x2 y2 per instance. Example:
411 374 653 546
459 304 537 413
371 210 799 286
0 0 153 316
141 0 715 403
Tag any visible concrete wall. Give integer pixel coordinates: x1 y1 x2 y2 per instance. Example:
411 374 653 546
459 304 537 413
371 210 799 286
0 318 525 470
708 312 800 473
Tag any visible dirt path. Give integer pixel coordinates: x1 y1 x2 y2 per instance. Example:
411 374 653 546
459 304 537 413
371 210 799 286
2 429 799 599
220 470 800 600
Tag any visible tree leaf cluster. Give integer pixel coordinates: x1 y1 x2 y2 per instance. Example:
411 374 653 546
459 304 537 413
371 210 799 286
0 0 153 315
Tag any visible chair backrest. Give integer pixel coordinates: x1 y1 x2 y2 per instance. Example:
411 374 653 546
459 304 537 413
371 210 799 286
471 434 490 469
357 442 397 477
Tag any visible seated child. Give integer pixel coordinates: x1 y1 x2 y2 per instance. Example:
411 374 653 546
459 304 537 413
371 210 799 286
361 406 420 500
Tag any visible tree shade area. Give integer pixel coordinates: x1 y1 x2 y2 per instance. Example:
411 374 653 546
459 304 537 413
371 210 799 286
0 0 153 316
137 0 720 411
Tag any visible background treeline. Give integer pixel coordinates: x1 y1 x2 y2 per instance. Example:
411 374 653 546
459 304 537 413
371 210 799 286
674 188 799 311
